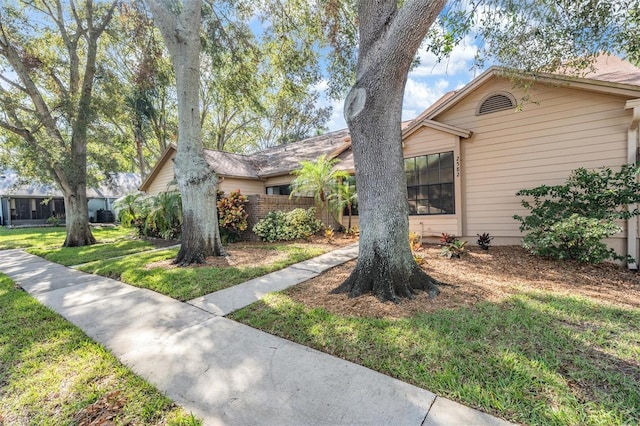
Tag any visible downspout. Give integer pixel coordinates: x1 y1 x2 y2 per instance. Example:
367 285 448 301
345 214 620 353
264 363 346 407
625 99 640 270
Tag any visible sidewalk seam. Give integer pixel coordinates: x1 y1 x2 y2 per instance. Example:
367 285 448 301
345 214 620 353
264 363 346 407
421 395 438 426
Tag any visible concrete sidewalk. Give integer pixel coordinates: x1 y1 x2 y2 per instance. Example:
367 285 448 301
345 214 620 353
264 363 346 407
0 247 512 426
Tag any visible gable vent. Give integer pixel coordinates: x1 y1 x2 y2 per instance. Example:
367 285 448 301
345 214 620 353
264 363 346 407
477 92 516 115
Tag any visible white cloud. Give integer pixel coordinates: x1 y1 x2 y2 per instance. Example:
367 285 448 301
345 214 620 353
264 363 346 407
326 97 347 131
411 34 480 78
402 77 450 121
315 80 347 132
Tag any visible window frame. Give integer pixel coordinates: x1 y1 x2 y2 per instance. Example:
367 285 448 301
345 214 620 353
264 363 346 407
405 151 455 216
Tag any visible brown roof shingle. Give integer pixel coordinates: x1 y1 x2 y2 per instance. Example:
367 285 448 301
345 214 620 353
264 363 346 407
203 128 352 179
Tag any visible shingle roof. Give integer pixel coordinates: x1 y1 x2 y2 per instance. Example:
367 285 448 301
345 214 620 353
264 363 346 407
250 128 351 176
0 170 141 198
202 150 260 179
201 128 352 179
581 54 640 86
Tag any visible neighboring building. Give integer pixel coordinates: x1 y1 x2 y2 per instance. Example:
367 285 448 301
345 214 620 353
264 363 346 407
140 55 640 264
139 128 354 196
0 170 141 227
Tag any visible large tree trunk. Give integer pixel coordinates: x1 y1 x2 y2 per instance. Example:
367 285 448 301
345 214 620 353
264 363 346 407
63 186 95 247
333 0 446 302
146 0 225 265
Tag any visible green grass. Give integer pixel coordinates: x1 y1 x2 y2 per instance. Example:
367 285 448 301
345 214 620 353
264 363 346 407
0 226 135 250
0 273 200 425
230 291 640 426
28 239 158 266
77 244 328 301
0 226 162 266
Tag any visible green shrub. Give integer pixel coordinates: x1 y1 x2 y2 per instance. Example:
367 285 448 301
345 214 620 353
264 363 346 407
143 191 183 240
217 190 249 243
523 214 621 263
253 208 322 242
439 235 468 259
514 164 640 264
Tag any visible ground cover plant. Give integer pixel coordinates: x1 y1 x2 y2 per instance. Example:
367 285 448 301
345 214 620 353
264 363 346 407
231 245 640 426
77 241 338 301
0 273 200 425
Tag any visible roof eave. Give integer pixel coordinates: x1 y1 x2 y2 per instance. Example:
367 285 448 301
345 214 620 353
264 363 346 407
424 66 640 120
403 119 472 139
138 144 176 192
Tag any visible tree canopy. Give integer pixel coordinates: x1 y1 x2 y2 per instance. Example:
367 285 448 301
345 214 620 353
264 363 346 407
0 0 119 246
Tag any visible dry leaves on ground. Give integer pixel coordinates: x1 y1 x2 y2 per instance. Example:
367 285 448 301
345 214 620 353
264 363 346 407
146 235 357 269
286 245 640 319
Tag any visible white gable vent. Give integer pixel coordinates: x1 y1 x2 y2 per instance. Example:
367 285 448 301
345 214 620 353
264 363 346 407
476 92 516 115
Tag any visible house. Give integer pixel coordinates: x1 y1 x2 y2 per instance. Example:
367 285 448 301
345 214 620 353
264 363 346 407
400 54 640 267
138 129 354 234
0 170 141 227
139 128 353 196
140 55 640 264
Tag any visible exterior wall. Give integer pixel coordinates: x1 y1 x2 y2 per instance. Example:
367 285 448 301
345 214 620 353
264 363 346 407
219 177 264 196
145 152 177 195
435 77 633 245
402 126 460 237
264 175 294 187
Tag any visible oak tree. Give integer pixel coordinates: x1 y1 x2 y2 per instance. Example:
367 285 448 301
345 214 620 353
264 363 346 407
145 0 225 264
0 0 117 246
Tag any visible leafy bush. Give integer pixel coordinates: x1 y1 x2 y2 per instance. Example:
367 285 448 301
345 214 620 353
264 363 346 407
142 191 183 240
217 190 248 243
477 232 493 250
46 214 63 227
409 231 425 264
253 208 322 242
514 164 640 264
440 233 456 245
523 214 621 263
114 193 143 227
440 236 468 259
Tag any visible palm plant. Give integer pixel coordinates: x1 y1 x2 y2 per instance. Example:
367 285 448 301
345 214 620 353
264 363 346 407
113 193 144 227
290 154 349 226
330 179 358 231
146 191 183 239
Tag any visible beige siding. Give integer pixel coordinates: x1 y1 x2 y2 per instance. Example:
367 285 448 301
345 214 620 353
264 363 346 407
219 178 264 195
402 126 460 236
264 175 294 187
145 153 177 195
435 78 633 240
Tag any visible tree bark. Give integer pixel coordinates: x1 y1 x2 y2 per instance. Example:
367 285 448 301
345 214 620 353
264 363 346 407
333 0 446 302
63 185 95 247
145 0 225 265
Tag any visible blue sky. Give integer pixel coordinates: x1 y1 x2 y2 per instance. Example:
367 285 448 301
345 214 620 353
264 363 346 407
321 34 486 132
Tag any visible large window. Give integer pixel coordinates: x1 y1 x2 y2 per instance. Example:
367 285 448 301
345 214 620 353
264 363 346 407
405 151 454 215
266 184 291 195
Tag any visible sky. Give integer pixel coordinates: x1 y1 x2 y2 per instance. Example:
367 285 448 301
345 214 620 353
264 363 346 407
321 34 487 132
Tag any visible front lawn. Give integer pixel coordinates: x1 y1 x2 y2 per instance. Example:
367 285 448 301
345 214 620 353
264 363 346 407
77 242 331 301
28 239 160 266
230 246 640 426
0 273 200 425
0 225 135 250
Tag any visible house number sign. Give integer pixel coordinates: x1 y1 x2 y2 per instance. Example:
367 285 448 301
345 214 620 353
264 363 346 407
456 156 461 177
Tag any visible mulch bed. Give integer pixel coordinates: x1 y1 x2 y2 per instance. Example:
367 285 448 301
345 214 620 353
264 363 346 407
284 245 640 319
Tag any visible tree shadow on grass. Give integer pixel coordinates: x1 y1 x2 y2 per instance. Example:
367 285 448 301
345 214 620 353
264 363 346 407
234 290 640 425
